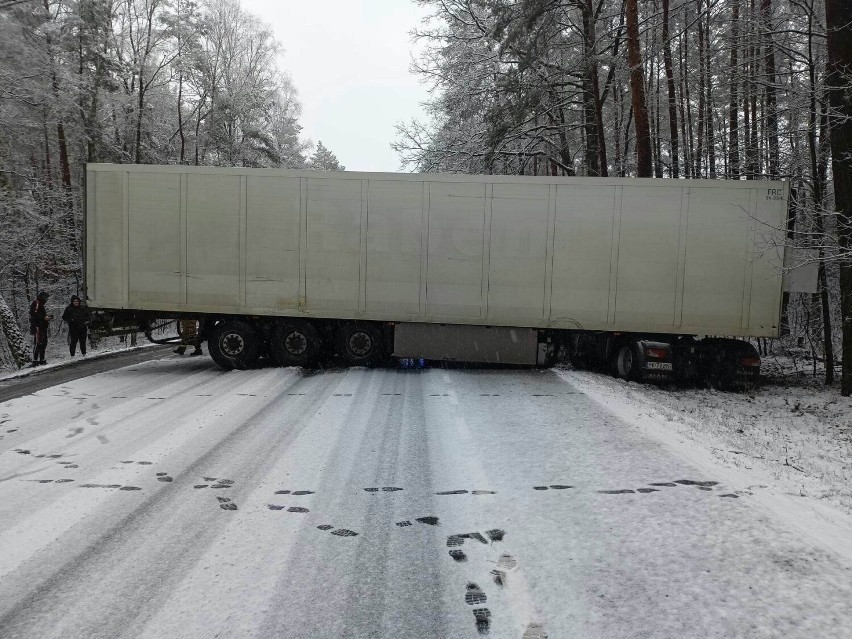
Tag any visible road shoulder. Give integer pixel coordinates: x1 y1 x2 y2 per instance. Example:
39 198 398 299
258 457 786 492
554 368 852 564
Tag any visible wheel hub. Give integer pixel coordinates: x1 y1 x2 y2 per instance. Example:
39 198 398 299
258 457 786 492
348 332 373 357
284 331 308 356
221 333 245 357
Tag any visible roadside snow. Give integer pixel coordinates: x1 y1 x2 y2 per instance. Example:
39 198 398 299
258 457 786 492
0 339 159 382
555 367 852 563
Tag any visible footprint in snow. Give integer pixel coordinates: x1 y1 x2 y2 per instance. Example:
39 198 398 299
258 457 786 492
415 516 439 526
523 623 548 639
598 489 635 494
317 525 334 531
219 498 238 510
330 529 358 537
472 608 491 634
485 529 505 542
395 521 412 528
674 479 719 487
287 507 309 513
449 550 467 562
465 583 487 605
156 473 173 482
436 490 467 495
496 553 518 571
447 535 465 547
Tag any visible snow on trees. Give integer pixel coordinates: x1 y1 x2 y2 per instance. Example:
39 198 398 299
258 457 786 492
395 0 848 391
0 0 343 369
308 141 345 171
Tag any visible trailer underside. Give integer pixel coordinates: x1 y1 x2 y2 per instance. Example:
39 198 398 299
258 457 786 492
90 309 762 390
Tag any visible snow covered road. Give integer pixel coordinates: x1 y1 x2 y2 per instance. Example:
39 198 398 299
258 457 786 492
1 357 851 638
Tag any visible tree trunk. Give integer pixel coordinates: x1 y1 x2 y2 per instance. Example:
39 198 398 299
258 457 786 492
696 0 706 176
0 293 30 369
626 0 652 177
581 0 600 176
729 0 740 179
807 18 835 385
662 0 679 177
825 0 852 395
705 2 717 178
761 0 779 177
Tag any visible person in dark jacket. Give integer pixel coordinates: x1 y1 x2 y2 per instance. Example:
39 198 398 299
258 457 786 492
62 295 91 356
29 291 53 366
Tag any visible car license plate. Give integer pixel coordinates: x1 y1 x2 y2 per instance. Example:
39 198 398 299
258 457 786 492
645 361 673 371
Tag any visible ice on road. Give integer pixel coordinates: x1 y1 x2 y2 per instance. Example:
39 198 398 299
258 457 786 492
1 358 851 638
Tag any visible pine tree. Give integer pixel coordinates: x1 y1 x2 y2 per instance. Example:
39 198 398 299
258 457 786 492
308 141 344 171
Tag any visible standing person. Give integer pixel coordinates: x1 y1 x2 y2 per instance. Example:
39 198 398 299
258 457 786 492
29 291 53 366
174 318 202 356
62 295 91 356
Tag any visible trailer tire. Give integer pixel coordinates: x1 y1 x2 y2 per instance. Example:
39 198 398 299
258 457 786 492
270 321 321 367
337 323 383 366
614 344 640 381
208 320 260 370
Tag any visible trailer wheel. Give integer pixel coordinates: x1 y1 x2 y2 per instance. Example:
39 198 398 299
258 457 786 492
614 344 640 381
337 323 383 366
270 321 321 367
208 320 260 370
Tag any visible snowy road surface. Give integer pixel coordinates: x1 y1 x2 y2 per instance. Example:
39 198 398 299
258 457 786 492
1 357 851 639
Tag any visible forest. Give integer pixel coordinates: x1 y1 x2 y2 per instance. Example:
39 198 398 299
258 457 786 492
0 0 850 395
394 0 851 394
0 0 342 370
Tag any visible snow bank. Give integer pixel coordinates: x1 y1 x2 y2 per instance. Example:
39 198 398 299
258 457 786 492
554 367 852 562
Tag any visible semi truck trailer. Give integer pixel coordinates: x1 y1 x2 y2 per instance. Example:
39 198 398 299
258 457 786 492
85 163 793 386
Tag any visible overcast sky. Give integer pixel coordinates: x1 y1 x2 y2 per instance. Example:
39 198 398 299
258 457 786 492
239 0 432 173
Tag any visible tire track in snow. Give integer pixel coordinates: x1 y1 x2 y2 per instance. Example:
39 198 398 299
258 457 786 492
0 365 280 559
251 368 451 639
435 371 548 638
0 368 345 638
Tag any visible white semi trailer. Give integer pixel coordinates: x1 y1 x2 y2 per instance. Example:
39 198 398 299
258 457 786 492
85 163 791 385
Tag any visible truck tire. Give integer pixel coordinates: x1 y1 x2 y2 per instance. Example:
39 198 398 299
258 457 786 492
614 344 640 381
270 321 321 367
707 351 739 391
337 323 383 366
208 320 260 370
